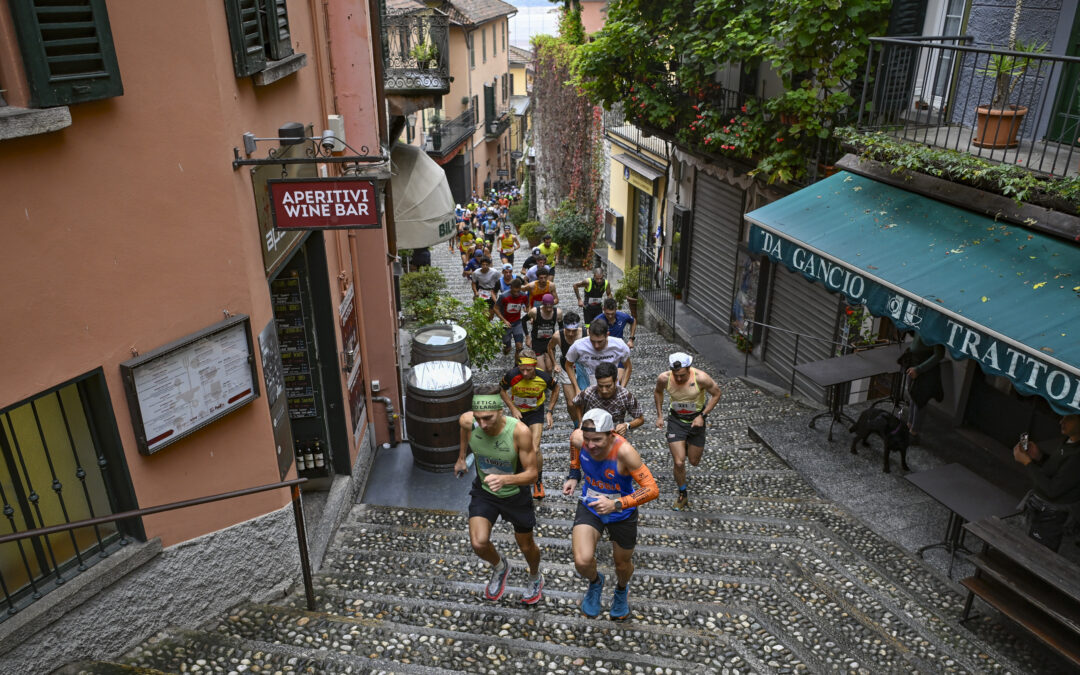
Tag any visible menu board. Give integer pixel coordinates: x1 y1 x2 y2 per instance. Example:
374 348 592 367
271 276 319 419
121 316 259 455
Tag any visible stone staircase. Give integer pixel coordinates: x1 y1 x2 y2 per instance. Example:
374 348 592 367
56 251 1070 674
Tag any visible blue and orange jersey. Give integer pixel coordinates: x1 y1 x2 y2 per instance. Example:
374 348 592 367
579 435 634 523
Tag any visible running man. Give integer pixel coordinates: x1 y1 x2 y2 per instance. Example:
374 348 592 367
601 297 636 348
455 385 543 604
565 318 632 396
494 278 530 358
527 294 562 372
547 311 584 427
653 352 722 511
562 408 659 619
574 267 612 326
538 233 560 278
471 256 501 320
499 224 519 266
500 349 559 499
569 362 644 456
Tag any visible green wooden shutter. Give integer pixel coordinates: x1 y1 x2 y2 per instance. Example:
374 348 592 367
9 0 123 107
261 0 293 62
224 0 268 77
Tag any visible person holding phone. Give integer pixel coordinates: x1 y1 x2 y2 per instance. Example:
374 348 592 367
1012 414 1080 551
455 385 544 604
562 409 659 619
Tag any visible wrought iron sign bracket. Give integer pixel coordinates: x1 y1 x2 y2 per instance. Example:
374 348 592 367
233 131 390 171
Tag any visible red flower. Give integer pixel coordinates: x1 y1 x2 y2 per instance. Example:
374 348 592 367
740 105 747 113
696 114 703 120
692 105 699 111
704 137 711 144
730 118 736 123
776 137 784 142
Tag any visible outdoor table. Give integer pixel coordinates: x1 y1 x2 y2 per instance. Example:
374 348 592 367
906 463 1020 577
794 344 905 440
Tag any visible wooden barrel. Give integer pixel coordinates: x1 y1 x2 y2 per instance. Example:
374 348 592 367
411 322 470 366
406 361 473 472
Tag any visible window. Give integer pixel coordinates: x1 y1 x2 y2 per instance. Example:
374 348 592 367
223 0 297 78
503 20 507 52
482 28 487 63
501 74 507 101
491 25 496 58
469 31 475 68
509 73 515 96
7 0 123 107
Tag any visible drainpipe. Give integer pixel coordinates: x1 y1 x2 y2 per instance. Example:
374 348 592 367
371 395 398 447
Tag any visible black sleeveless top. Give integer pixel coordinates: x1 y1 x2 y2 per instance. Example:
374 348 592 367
531 309 559 341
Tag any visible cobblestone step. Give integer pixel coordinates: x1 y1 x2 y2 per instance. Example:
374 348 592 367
212 602 733 675
118 627 460 675
316 547 931 672
55 663 172 675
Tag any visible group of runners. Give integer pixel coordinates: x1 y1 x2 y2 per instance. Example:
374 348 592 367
454 290 721 617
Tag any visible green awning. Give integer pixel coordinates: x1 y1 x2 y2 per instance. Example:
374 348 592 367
746 171 1080 416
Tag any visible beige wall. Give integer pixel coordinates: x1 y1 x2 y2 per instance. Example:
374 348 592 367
510 63 530 97
607 147 666 275
0 0 388 545
580 1 608 34
466 17 512 192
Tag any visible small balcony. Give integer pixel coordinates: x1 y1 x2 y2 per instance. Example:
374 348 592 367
381 4 450 97
485 110 511 139
857 37 1080 177
423 106 476 158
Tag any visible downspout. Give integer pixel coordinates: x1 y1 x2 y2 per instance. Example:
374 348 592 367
370 396 398 447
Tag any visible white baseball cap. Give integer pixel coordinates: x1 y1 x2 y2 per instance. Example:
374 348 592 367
669 352 693 369
581 408 614 432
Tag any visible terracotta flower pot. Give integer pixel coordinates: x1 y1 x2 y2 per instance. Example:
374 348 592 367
972 105 1027 149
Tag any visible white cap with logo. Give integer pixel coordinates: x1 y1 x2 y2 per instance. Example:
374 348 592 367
669 352 693 369
581 408 614 432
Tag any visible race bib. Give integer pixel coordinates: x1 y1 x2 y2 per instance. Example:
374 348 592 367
513 394 539 409
583 487 615 503
477 457 510 475
587 297 602 305
506 302 525 314
478 289 493 299
536 327 554 338
672 400 699 414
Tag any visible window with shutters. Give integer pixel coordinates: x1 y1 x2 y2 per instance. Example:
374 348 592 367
6 0 123 108
223 0 306 84
482 27 486 63
469 31 475 69
491 24 495 58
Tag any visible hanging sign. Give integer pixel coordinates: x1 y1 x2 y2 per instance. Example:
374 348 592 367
268 177 380 230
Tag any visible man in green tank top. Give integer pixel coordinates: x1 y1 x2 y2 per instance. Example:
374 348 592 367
455 384 544 604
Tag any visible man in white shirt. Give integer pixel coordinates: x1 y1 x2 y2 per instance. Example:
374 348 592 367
565 318 631 399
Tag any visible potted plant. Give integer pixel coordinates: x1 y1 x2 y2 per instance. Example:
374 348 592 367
614 265 645 319
517 220 544 248
409 41 439 69
973 2 1046 149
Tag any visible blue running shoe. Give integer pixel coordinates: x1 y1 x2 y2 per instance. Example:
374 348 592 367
580 572 604 617
610 583 630 620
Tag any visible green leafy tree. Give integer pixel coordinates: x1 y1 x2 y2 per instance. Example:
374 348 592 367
573 0 891 183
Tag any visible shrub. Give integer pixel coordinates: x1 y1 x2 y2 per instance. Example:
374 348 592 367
509 203 528 226
613 265 645 307
544 199 595 259
400 267 502 368
518 220 544 242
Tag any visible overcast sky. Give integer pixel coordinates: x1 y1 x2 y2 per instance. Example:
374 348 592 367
507 1 560 48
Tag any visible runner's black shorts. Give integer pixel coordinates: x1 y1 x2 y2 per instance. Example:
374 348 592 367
574 500 638 549
532 338 552 357
666 414 706 448
519 406 545 427
469 479 536 533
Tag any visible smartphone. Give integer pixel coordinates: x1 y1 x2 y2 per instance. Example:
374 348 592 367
1020 433 1029 452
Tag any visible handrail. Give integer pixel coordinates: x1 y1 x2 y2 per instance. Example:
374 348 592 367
0 478 317 611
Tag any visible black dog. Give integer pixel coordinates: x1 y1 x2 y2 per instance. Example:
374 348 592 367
848 407 910 473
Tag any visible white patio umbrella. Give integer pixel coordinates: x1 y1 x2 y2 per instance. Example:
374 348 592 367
390 142 456 249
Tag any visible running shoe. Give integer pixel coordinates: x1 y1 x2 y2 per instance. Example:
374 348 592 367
580 572 605 617
532 481 545 499
610 584 630 620
672 492 690 511
485 559 510 601
521 572 544 605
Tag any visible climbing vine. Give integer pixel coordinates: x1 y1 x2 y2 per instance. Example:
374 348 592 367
532 7 605 264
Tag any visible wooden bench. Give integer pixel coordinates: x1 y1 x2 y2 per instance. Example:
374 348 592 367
961 517 1080 668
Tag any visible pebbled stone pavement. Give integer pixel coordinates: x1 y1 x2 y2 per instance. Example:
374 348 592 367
59 241 1077 674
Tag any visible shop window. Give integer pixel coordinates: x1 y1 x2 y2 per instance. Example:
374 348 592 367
7 0 123 108
223 0 304 82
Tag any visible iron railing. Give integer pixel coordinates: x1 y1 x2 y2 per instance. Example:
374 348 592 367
381 5 451 96
603 104 671 158
638 253 676 331
0 479 317 613
858 36 1080 177
424 106 476 157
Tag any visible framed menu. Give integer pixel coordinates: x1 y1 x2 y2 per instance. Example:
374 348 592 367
120 316 260 455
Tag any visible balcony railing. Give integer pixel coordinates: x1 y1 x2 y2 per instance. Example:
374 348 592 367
858 36 1080 177
485 110 511 139
423 106 476 157
603 103 671 158
381 5 451 97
